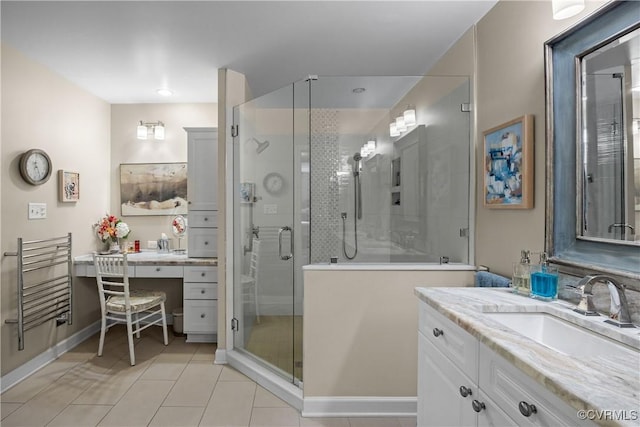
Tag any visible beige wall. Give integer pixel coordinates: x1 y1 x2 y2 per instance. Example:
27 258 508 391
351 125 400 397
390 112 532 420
474 0 607 277
110 103 217 314
303 269 474 397
1 44 111 374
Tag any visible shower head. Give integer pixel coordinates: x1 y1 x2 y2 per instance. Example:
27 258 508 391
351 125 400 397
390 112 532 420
248 137 270 154
352 153 362 176
353 153 362 162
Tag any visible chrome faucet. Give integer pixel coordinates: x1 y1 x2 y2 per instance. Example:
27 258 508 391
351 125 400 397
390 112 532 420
575 274 634 328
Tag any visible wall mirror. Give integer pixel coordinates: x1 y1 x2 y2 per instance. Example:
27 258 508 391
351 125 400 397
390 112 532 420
545 1 640 287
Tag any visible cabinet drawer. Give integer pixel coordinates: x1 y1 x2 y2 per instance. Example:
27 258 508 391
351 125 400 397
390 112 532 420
188 211 218 228
184 266 218 282
184 300 217 333
188 229 217 258
184 282 218 300
135 265 183 278
419 302 478 380
478 342 594 427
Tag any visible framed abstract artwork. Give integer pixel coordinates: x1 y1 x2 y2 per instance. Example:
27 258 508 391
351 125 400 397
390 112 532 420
483 115 534 209
58 170 79 202
120 163 188 216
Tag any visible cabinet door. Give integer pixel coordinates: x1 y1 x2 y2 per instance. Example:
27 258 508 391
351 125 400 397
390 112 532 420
187 128 218 211
184 299 217 333
418 332 477 427
475 390 517 427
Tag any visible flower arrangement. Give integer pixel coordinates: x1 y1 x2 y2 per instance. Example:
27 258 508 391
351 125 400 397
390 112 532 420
94 214 130 243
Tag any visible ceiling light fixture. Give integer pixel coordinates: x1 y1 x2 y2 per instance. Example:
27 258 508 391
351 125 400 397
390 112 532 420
551 0 585 20
137 121 165 140
156 88 173 97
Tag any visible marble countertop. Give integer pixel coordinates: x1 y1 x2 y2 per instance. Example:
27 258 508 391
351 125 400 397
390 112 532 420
74 251 217 266
415 287 640 427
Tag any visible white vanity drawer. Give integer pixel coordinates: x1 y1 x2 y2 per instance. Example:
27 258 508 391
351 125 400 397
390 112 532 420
184 300 217 333
189 211 218 228
419 302 478 380
184 282 218 300
135 265 183 278
184 266 218 282
478 342 595 427
188 228 217 258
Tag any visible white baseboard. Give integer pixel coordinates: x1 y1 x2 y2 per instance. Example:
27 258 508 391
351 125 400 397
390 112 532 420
302 396 417 418
0 320 102 394
214 348 227 364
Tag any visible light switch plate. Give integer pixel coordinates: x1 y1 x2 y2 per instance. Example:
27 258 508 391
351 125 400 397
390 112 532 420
28 203 47 219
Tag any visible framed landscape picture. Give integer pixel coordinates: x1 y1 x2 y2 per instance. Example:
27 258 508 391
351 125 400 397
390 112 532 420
483 115 534 209
120 163 188 216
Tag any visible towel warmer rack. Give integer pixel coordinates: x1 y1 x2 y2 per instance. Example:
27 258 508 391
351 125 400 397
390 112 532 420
4 233 73 350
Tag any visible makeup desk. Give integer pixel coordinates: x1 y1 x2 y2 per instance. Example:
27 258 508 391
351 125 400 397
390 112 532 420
74 251 218 343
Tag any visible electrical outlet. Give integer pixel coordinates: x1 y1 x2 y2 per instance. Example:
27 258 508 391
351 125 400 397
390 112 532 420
28 203 47 219
148 240 158 249
264 204 278 214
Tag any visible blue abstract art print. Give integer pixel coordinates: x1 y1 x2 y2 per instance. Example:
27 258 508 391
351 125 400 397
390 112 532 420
483 115 534 209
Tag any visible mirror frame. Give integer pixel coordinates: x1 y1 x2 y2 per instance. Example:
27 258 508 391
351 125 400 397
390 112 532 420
545 1 640 288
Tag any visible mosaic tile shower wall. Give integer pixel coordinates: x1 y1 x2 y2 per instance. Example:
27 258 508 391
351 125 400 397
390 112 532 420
310 109 340 263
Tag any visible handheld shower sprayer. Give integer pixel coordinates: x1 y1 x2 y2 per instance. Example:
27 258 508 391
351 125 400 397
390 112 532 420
352 153 362 176
342 153 364 260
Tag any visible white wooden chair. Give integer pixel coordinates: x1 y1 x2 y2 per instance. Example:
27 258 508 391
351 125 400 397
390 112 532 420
241 238 261 323
93 253 168 365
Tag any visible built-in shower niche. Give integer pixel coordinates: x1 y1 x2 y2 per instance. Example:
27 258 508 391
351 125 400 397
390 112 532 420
391 157 401 209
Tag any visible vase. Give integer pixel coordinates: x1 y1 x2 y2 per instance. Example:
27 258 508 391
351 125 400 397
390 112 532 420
108 240 120 254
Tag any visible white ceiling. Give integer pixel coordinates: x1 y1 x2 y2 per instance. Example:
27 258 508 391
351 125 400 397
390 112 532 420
1 1 497 104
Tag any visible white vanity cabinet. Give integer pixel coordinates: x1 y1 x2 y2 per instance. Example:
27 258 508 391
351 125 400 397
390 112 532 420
418 301 594 427
183 265 218 342
185 127 218 258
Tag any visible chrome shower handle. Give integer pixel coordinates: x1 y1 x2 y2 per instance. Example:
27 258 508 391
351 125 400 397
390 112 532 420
278 226 293 260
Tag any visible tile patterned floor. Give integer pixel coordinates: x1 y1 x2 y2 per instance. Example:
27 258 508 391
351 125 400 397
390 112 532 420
1 325 416 427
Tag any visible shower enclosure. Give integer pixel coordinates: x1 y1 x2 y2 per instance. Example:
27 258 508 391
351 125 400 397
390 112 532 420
230 75 472 389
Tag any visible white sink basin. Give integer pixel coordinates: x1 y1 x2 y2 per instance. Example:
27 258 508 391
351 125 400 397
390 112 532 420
484 312 638 358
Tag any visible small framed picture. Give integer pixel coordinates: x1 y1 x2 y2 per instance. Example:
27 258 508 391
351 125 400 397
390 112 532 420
483 115 534 209
239 182 255 204
58 170 79 202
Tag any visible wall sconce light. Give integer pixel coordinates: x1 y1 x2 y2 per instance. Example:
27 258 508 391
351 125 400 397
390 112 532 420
551 0 585 20
390 122 400 137
137 121 165 140
395 115 407 133
403 105 416 127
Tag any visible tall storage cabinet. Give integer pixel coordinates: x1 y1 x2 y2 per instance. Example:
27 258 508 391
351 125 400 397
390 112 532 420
185 127 218 258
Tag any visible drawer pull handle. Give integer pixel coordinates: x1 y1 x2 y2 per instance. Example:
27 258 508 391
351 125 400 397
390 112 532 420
156 267 161 272
204 241 209 245
204 217 208 221
200 313 206 318
432 328 444 337
518 401 537 417
201 290 206 294
201 272 206 277
459 386 472 397
471 400 485 413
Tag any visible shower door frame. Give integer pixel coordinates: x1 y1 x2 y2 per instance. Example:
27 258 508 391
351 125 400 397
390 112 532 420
225 79 310 407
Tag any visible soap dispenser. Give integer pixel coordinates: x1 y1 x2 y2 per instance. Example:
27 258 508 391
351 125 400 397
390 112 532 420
530 252 559 300
512 250 531 295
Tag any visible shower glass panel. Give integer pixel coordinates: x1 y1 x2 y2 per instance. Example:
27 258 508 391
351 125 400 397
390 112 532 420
232 81 309 384
231 75 471 387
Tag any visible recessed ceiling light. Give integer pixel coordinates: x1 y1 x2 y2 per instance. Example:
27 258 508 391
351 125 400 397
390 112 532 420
156 88 173 97
352 88 366 94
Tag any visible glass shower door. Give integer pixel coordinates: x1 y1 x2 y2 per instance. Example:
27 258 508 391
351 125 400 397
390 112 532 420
232 81 308 384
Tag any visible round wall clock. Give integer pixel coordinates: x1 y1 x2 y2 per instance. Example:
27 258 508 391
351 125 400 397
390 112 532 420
19 149 52 185
263 172 286 195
